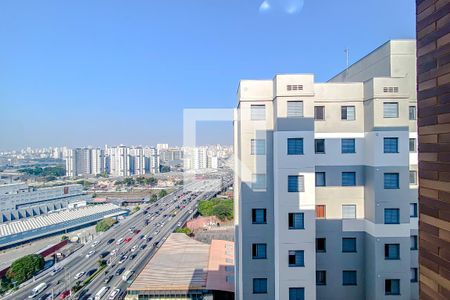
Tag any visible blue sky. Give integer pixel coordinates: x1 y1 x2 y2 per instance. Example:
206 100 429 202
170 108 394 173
0 0 415 150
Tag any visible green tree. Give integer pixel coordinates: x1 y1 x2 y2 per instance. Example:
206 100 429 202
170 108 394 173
198 198 233 221
95 217 117 232
150 194 158 202
175 227 192 235
123 177 135 186
6 254 44 285
158 189 167 198
133 206 141 213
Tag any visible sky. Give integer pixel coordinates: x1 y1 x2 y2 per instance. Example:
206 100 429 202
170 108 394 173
0 0 416 151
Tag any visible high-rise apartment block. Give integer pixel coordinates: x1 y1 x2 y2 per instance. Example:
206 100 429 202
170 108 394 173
234 40 418 300
64 147 105 177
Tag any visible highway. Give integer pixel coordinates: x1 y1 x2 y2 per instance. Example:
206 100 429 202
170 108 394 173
4 172 232 300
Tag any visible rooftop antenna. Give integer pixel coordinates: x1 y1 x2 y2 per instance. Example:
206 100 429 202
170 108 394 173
344 48 349 71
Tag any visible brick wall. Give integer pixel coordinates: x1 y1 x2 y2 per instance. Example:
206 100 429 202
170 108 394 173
416 0 450 299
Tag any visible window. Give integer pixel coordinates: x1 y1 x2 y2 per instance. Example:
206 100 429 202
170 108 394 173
287 138 304 155
384 102 399 118
314 106 325 120
251 139 265 155
316 271 327 285
287 101 304 117
289 288 305 300
385 244 400 260
383 86 399 93
409 171 417 185
288 175 304 192
384 208 400 224
316 205 326 218
342 238 357 253
384 173 399 189
252 209 267 224
342 205 356 219
341 138 356 153
342 271 357 285
253 278 267 294
384 137 399 153
342 172 356 186
251 104 266 120
316 238 326 252
252 243 267 259
287 84 303 91
409 138 416 152
410 235 418 250
252 174 266 190
385 279 400 295
409 106 417 120
288 250 304 267
315 139 325 154
341 106 355 120
411 268 418 282
410 203 418 218
315 172 326 186
288 213 304 229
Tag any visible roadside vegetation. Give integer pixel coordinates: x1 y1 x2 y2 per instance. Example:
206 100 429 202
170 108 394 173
18 166 65 177
0 254 45 294
175 227 192 235
198 198 233 221
114 176 157 187
95 217 117 232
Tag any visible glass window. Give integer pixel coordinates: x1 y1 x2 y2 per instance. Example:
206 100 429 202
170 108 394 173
314 106 325 120
410 235 418 250
341 106 355 120
410 203 418 217
384 102 399 118
315 172 326 186
409 106 417 120
385 279 400 295
384 173 400 189
315 139 325 154
252 174 266 190
384 137 399 153
342 238 357 253
289 288 305 300
409 138 416 152
287 101 304 118
411 268 418 282
288 175 304 192
252 209 267 224
251 104 266 120
253 278 267 294
252 243 267 259
341 138 356 153
342 271 357 285
287 138 304 155
316 205 326 218
251 139 265 155
409 171 417 185
316 271 327 285
384 208 400 224
342 205 356 219
342 172 356 186
316 238 326 252
385 244 400 260
288 213 304 229
288 250 304 267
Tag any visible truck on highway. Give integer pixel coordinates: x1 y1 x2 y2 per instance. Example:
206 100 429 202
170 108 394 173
28 282 47 298
95 286 109 300
122 270 134 282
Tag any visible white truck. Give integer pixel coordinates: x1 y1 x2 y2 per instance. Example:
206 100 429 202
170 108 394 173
95 286 109 300
122 270 134 282
28 282 47 298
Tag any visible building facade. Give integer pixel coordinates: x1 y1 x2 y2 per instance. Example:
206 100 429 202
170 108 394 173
416 1 450 299
234 40 418 300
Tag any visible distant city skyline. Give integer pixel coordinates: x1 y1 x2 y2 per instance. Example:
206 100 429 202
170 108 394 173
0 1 415 150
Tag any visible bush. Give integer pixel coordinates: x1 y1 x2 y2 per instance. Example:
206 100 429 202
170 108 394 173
158 189 167 198
198 198 233 221
6 254 44 285
95 217 117 232
175 227 192 235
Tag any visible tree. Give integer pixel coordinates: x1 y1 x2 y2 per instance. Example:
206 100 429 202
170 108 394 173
150 194 158 202
198 198 233 221
158 189 167 198
175 227 192 235
61 235 69 241
95 217 117 232
123 177 135 186
133 206 141 213
6 254 44 285
212 203 233 221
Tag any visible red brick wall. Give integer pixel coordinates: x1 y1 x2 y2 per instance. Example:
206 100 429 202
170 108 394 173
416 0 450 299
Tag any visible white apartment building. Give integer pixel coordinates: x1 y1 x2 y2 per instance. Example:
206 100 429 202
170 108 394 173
108 145 130 177
64 147 105 177
143 146 160 174
234 40 418 300
130 147 146 175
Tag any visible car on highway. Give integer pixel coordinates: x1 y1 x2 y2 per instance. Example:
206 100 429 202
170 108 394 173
118 256 128 264
99 251 109 259
94 286 109 300
74 272 85 279
116 238 124 245
140 244 147 250
86 250 96 258
124 237 132 243
110 248 118 256
86 269 97 277
153 231 159 235
133 229 141 234
104 274 113 284
51 264 63 276
130 245 137 252
115 267 125 276
108 288 121 300
107 238 115 245
130 253 137 260
59 290 70 299
91 240 100 248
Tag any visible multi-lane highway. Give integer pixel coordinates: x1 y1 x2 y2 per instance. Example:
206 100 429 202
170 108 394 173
4 174 232 300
